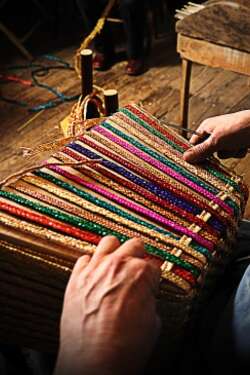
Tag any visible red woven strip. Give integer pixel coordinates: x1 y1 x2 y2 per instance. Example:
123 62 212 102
76 135 229 229
0 200 101 244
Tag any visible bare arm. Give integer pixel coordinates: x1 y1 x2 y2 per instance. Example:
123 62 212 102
54 236 161 375
183 110 250 163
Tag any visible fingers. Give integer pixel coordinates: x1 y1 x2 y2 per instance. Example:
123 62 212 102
184 119 217 163
71 255 91 278
92 235 121 262
183 136 217 163
130 257 161 295
189 130 209 145
115 237 145 259
189 117 216 145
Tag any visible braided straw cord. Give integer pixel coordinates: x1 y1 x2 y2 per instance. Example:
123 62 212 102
75 0 117 78
67 95 106 137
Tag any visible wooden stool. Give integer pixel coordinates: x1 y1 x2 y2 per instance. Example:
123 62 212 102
175 1 250 137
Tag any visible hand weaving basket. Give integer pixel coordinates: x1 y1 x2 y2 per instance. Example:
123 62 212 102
0 104 248 361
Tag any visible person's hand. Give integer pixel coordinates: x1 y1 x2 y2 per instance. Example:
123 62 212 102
183 110 250 163
54 236 161 375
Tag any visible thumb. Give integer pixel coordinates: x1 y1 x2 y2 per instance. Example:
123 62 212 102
183 137 217 163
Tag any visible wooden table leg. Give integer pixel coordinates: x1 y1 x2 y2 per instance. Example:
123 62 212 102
180 58 192 138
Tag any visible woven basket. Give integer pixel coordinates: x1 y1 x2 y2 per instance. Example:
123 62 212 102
0 104 248 364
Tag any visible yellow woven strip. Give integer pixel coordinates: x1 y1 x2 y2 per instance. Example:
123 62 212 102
57 150 213 243
114 112 241 204
0 212 95 255
21 174 206 263
0 240 71 273
161 270 191 292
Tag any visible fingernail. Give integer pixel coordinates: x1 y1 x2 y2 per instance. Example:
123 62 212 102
183 152 196 163
131 237 144 247
183 150 192 159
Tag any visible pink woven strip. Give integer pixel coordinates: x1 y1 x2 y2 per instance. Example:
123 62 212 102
94 125 232 215
48 164 214 250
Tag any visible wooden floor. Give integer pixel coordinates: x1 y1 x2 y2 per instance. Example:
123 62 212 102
1 33 250 218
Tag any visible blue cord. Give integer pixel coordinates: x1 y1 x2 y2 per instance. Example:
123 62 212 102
0 54 80 112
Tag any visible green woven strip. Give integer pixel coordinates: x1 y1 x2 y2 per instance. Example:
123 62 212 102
121 108 184 153
0 189 200 277
35 171 178 237
34 171 211 259
121 108 241 193
103 121 239 215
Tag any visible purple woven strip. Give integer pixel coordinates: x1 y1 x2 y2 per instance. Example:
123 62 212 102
94 125 232 215
48 164 214 250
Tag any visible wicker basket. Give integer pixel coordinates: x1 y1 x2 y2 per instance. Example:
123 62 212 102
0 104 248 364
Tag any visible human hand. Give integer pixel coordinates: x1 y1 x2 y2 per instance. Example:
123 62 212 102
54 236 161 375
183 110 250 163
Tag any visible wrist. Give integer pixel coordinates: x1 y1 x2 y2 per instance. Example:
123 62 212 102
54 348 125 375
55 347 142 375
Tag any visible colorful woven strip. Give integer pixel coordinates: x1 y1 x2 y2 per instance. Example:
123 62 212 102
82 131 236 225
96 122 233 215
67 140 229 231
114 112 241 206
61 147 223 236
57 150 219 240
23 174 212 260
81 132 223 218
115 109 241 214
0 211 95 256
47 164 214 250
0 192 200 277
124 105 242 193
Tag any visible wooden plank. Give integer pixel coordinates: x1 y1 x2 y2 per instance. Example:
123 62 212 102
1 38 250 219
230 92 250 113
177 34 250 76
176 2 250 53
196 69 239 101
205 1 250 9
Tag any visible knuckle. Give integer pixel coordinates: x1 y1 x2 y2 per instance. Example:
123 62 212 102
72 257 86 274
104 234 119 242
77 254 89 266
103 235 120 246
199 118 211 130
73 255 90 273
130 258 150 275
210 134 219 148
129 237 144 248
121 238 145 257
109 252 126 267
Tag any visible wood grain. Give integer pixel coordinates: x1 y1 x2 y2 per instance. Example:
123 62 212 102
176 2 250 53
0 37 250 218
177 34 250 76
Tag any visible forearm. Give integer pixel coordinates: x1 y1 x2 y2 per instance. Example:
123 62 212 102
184 109 250 163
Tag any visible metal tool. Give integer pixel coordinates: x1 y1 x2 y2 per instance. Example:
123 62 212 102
160 119 250 154
159 120 202 136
